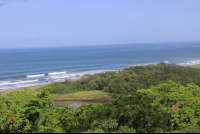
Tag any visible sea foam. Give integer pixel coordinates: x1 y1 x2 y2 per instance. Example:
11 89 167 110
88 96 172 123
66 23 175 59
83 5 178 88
48 71 67 75
178 60 200 66
26 74 45 78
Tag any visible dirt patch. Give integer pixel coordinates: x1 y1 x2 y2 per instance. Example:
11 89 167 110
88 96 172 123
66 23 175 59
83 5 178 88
170 102 182 112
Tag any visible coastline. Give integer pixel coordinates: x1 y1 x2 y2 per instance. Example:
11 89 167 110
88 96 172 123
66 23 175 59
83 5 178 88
1 64 200 101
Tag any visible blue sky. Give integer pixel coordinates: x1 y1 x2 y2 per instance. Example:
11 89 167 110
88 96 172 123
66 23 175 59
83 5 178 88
0 0 200 48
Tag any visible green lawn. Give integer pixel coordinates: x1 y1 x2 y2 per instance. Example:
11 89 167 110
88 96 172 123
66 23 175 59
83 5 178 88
50 90 111 100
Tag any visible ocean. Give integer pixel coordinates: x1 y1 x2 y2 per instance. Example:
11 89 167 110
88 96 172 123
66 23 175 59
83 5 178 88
0 42 200 91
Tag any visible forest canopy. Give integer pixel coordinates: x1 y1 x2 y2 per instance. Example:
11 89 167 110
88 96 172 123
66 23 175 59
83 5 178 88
1 80 200 132
39 62 200 95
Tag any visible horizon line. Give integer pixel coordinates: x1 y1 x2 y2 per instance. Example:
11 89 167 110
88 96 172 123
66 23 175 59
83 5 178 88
1 41 200 50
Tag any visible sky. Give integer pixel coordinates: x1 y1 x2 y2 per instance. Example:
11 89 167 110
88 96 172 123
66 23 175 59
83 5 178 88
0 0 200 48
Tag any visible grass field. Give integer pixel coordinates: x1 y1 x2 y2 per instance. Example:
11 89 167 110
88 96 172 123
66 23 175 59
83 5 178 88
188 64 200 69
0 85 111 100
50 90 111 100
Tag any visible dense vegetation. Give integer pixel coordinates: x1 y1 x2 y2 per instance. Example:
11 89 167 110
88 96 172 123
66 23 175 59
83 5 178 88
1 80 200 133
38 62 200 95
1 63 200 133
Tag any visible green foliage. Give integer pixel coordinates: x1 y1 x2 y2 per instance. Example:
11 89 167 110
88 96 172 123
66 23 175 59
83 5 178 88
171 124 200 133
113 126 136 133
0 96 31 133
2 63 200 133
84 118 118 133
37 78 92 94
33 107 65 133
83 128 105 133
138 81 200 130
101 92 171 133
39 63 200 95
55 105 78 133
0 83 56 133
1 81 200 133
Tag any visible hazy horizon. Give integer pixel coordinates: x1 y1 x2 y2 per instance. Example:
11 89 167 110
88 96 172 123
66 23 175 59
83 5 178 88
0 41 199 50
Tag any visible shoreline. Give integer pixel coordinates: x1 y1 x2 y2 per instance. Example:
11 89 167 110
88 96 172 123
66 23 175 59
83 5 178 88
0 63 199 92
1 64 199 101
0 84 48 92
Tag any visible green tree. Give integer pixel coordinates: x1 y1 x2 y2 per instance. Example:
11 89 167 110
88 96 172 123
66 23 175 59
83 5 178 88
0 82 55 133
137 80 200 130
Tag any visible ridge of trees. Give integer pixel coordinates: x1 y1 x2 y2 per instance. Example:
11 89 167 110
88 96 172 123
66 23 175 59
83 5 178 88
41 62 200 95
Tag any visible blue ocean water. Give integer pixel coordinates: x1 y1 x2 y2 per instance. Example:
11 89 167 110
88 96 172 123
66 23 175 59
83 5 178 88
0 42 200 91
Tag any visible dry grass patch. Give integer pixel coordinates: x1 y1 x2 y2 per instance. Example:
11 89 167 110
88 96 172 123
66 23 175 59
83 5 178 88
188 64 200 69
